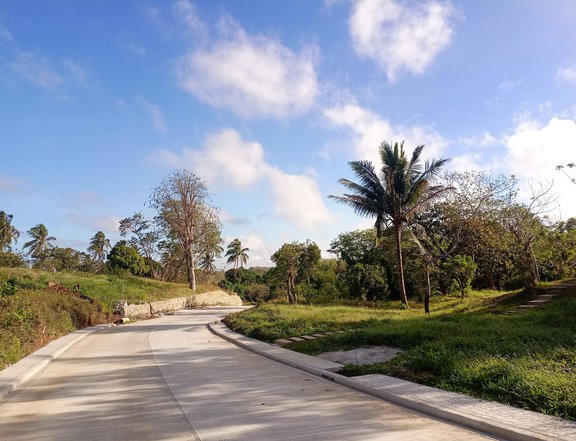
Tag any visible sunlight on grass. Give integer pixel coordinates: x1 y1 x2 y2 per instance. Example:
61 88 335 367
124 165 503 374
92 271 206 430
225 291 576 420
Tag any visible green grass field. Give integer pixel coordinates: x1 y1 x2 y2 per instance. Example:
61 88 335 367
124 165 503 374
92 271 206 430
224 288 576 420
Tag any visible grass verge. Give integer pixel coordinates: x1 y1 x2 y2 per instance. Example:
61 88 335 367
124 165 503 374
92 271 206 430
224 288 576 421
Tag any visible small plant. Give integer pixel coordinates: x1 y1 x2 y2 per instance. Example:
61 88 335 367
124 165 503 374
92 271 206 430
0 277 18 296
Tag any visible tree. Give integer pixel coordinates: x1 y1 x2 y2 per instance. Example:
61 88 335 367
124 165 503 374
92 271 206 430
87 231 112 264
330 141 450 308
439 171 518 290
442 255 477 298
0 211 20 252
119 212 160 279
556 163 575 184
271 240 320 304
22 223 56 259
225 239 249 280
106 240 148 276
149 170 221 290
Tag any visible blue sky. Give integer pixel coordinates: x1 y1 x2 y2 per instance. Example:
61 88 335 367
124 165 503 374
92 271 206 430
2 0 576 267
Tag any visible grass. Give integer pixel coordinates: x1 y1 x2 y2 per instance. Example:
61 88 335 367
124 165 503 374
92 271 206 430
224 287 576 421
0 268 220 370
0 267 215 309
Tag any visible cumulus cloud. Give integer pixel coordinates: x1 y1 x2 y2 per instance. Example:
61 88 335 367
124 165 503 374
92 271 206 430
556 64 576 86
504 117 576 218
175 16 319 119
137 97 168 132
349 0 459 81
149 129 334 230
324 102 447 164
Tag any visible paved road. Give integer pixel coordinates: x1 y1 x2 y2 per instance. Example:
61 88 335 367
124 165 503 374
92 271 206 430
0 308 497 441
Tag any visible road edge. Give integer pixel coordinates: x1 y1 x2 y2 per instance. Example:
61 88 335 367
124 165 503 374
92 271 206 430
208 320 576 441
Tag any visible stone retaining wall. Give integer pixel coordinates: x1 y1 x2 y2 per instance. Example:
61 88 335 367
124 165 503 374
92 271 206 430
123 290 242 318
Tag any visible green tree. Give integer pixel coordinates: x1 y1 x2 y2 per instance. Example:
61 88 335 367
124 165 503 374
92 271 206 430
106 240 148 276
442 255 477 299
0 211 20 252
87 231 112 264
22 223 56 260
330 141 449 308
225 239 249 269
271 240 320 304
119 212 160 279
149 170 221 290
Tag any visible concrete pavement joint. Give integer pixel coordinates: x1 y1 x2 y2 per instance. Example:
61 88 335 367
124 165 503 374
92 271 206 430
209 320 576 441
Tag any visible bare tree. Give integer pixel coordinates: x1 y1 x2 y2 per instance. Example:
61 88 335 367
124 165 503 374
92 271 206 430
149 170 221 290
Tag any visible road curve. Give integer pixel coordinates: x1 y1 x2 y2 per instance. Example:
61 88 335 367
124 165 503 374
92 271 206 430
0 308 497 441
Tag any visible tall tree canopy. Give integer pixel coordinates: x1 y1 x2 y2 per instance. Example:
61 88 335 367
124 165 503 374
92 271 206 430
23 223 56 259
0 211 20 252
271 240 320 304
330 141 449 307
119 212 160 279
149 170 221 290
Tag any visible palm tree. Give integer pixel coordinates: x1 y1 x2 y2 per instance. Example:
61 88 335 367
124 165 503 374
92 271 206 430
88 231 112 263
199 252 217 272
0 211 20 252
22 223 56 259
225 238 249 280
329 141 449 308
199 241 223 273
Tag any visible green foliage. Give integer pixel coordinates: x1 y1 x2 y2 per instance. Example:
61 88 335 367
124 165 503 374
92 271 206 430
0 277 18 296
271 240 321 304
0 211 20 252
106 240 148 276
227 291 576 420
442 255 477 298
0 252 26 268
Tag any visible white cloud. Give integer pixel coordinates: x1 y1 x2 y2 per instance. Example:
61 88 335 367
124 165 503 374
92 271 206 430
457 131 499 148
175 18 319 119
137 97 167 132
10 51 64 91
349 0 459 81
504 117 576 219
173 0 207 35
149 129 334 231
324 102 447 164
556 64 576 86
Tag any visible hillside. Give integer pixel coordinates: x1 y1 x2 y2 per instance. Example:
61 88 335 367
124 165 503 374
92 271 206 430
0 268 217 370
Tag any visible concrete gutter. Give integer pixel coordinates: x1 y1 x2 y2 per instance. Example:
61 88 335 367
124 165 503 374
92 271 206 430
209 321 576 441
0 324 108 402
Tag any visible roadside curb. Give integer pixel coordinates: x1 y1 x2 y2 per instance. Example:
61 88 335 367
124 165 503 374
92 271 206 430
0 324 109 402
209 320 576 441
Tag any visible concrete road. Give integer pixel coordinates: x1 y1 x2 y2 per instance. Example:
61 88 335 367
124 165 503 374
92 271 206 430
0 308 497 441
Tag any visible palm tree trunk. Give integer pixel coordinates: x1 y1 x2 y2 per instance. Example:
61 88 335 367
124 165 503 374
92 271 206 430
394 223 409 308
424 264 431 314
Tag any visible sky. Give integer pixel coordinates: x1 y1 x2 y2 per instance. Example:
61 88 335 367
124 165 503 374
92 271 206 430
1 0 576 268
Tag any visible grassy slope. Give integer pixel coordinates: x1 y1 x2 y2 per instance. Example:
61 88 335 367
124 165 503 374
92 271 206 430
225 287 576 420
0 268 217 370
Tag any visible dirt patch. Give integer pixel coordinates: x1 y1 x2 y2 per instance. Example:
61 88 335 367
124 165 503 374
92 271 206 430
317 346 402 366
